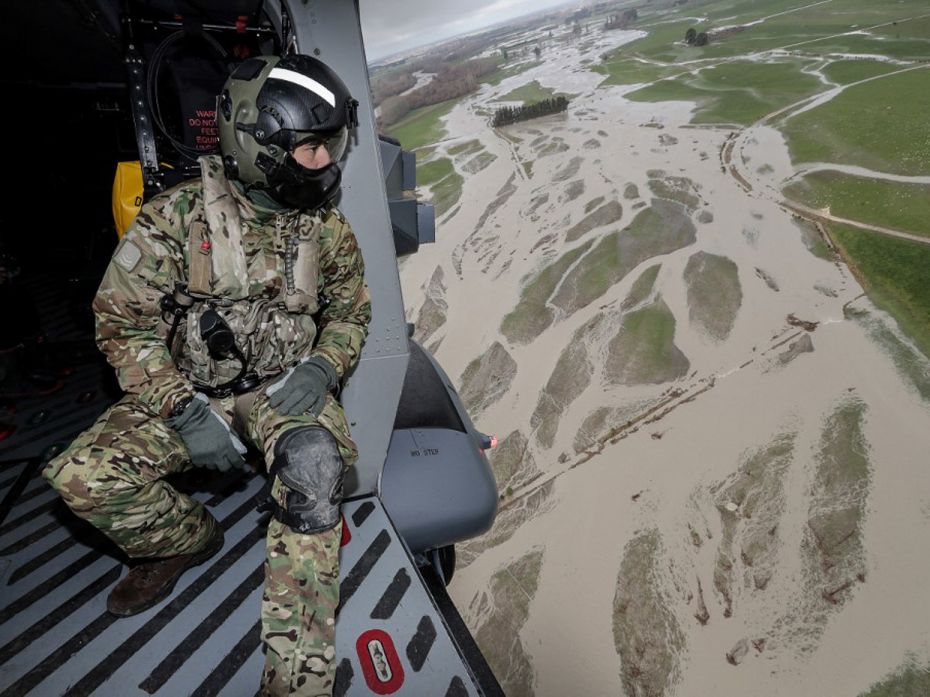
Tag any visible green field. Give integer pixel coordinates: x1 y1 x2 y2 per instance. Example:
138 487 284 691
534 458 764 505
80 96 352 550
683 252 742 341
784 172 930 238
859 658 930 696
832 224 930 357
781 67 930 176
431 172 464 217
621 264 660 310
601 0 841 63
626 60 822 125
386 98 458 150
794 33 930 60
821 59 901 85
605 300 690 385
594 59 678 87
551 199 696 315
605 0 930 64
648 175 700 210
413 154 462 215
494 79 564 104
462 151 497 174
500 240 594 344
448 139 483 156
417 157 454 187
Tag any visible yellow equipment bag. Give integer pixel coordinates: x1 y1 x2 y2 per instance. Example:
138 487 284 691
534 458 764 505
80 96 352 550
112 161 144 238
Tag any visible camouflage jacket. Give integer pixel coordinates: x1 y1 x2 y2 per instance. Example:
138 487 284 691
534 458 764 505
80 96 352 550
94 156 371 419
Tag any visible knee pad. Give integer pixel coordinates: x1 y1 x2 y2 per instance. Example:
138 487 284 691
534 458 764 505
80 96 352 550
266 426 345 534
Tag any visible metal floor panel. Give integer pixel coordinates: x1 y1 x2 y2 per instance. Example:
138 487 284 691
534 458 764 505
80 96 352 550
336 498 482 697
0 478 486 697
0 474 267 697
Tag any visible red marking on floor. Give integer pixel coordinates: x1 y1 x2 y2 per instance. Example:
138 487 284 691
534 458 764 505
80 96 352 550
357 629 405 694
340 513 351 547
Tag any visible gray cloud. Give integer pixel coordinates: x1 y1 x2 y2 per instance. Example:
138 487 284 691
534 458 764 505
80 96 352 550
359 0 572 61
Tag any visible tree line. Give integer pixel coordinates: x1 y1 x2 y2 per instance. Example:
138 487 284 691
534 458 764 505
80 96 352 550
377 57 500 129
492 95 570 127
371 71 416 105
605 8 638 29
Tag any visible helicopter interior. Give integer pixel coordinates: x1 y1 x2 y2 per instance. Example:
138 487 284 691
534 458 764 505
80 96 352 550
0 1 502 695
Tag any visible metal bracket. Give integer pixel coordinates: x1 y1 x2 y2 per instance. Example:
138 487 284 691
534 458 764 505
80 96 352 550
124 37 162 194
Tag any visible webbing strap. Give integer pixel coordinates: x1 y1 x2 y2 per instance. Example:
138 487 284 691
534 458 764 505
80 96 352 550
188 219 213 295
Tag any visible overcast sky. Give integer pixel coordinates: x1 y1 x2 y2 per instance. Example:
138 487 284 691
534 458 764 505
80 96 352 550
359 0 574 61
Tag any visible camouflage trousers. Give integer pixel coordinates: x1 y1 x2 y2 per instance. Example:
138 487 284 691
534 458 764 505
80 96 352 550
43 388 358 696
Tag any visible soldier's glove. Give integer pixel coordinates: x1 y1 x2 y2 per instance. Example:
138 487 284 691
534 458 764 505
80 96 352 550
167 393 248 472
265 356 338 417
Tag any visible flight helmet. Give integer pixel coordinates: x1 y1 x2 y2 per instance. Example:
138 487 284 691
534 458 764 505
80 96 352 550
218 54 359 209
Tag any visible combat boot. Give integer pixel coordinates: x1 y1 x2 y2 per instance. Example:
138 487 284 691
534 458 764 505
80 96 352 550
106 520 225 617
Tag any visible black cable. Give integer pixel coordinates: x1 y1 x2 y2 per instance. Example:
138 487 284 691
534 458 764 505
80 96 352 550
146 30 229 161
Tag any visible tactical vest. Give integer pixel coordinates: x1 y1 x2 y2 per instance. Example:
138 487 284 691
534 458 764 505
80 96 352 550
174 155 324 387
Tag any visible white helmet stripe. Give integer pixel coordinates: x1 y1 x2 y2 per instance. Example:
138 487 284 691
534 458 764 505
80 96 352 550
268 68 336 107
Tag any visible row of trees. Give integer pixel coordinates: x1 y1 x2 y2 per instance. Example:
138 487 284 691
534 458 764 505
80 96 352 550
491 96 570 127
685 27 710 46
377 56 500 128
605 8 638 29
371 71 416 105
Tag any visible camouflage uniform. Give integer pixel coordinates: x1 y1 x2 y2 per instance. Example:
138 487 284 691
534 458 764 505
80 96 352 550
44 155 370 695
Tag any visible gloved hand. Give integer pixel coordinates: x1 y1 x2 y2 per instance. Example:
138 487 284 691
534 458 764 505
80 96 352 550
265 356 338 417
167 393 248 472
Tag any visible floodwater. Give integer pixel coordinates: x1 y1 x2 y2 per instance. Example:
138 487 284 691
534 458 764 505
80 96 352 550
399 24 930 697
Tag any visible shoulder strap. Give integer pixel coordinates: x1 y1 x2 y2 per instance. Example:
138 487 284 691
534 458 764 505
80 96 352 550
191 155 250 299
187 212 213 296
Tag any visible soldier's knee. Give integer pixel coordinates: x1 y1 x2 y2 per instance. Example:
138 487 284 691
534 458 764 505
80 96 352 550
43 451 97 509
264 426 346 534
43 448 139 511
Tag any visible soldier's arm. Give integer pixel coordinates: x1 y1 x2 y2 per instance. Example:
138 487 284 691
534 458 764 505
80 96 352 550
310 210 372 379
93 190 196 418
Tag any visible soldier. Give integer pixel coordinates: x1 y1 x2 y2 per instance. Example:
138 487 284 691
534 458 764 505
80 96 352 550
43 54 370 696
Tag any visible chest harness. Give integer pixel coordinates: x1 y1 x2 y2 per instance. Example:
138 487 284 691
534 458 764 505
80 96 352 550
160 155 324 398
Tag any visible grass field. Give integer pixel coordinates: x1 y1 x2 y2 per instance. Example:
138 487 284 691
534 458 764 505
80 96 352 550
784 172 930 238
648 175 700 210
448 139 483 157
500 240 594 344
414 154 462 215
781 67 930 176
431 172 464 217
794 33 930 59
858 659 930 697
462 151 497 174
601 0 843 63
386 98 458 150
626 60 822 125
417 157 454 187
621 264 660 310
606 0 930 64
605 300 690 385
494 79 568 105
821 59 901 85
831 224 930 357
683 252 742 341
552 199 695 315
593 59 679 87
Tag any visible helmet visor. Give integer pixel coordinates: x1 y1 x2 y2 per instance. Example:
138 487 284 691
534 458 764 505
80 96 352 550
294 126 349 163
